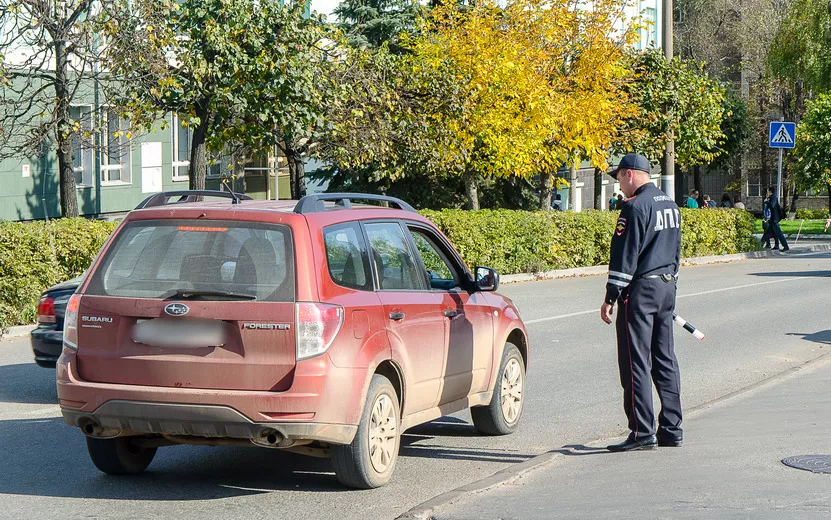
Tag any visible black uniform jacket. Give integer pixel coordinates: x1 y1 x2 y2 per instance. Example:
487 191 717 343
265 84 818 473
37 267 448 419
605 183 682 305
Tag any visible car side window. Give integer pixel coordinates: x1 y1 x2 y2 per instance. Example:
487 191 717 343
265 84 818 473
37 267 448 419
364 222 426 291
324 223 372 291
409 228 460 290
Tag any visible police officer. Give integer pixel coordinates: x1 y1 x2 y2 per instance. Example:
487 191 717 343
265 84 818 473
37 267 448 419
599 153 684 452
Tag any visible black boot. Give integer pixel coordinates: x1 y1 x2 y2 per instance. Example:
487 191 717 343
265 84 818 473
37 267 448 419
607 433 657 452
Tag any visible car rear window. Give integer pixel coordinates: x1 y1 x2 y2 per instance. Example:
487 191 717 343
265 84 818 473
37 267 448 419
86 219 294 301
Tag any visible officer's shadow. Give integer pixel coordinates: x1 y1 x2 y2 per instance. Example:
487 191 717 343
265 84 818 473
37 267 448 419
549 444 614 457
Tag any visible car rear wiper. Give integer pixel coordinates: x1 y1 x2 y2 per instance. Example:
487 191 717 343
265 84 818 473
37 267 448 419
162 290 257 301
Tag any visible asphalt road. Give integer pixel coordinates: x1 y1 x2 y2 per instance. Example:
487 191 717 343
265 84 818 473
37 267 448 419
1 249 829 520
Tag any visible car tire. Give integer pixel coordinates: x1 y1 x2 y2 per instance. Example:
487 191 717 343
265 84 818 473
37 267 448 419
86 437 157 475
471 342 525 435
331 374 400 489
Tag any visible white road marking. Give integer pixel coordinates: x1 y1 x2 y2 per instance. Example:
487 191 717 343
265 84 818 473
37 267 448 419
524 277 807 325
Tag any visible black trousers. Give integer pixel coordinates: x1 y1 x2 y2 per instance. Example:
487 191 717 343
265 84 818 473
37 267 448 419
762 221 789 249
615 277 683 441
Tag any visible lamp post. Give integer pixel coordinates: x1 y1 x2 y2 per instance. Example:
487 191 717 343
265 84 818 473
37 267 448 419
661 0 676 200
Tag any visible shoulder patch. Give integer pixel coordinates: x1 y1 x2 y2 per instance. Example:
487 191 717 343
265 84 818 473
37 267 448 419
615 217 627 236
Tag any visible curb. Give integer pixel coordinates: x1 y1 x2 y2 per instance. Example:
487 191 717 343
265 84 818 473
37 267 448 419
0 324 37 341
395 351 831 520
752 232 831 240
500 243 831 285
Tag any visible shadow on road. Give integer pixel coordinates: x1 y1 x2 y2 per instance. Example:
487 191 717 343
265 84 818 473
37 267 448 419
401 416 537 463
0 417 350 500
549 443 614 457
786 330 831 345
0 413 533 500
0 363 58 405
749 270 831 278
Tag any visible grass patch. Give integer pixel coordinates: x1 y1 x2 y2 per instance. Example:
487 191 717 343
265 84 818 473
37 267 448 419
752 219 831 235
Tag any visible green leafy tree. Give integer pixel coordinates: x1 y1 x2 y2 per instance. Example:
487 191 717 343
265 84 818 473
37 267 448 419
619 50 728 185
102 0 333 195
768 0 831 96
0 0 111 217
793 94 831 211
334 0 422 53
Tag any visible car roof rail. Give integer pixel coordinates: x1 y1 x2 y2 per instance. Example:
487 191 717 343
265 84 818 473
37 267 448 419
135 189 253 209
294 193 416 214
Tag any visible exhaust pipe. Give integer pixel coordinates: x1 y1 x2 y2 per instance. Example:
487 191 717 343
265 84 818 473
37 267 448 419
251 429 292 448
79 418 120 438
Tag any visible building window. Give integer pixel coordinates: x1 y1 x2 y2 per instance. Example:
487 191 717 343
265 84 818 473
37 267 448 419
643 7 658 48
69 105 93 186
100 107 131 184
172 114 191 181
207 153 232 178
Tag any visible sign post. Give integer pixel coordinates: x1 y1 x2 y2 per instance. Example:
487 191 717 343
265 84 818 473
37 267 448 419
769 121 796 199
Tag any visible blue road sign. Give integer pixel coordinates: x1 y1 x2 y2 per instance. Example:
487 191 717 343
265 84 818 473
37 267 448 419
769 121 796 149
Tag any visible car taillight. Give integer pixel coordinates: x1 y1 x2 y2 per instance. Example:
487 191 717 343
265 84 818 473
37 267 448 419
63 294 81 351
296 302 343 361
37 296 56 324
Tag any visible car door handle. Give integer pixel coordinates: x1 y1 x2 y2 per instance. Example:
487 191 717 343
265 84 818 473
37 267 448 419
389 312 405 321
444 310 458 318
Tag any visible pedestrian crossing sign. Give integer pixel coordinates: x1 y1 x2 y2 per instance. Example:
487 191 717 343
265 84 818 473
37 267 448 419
769 121 796 149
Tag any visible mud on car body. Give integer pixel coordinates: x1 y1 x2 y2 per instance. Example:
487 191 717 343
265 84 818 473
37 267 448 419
57 191 529 488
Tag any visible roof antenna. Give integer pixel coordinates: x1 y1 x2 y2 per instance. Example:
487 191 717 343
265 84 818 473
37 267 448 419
222 180 241 204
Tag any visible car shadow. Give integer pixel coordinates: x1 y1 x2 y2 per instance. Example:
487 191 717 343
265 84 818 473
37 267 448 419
0 363 59 405
786 330 831 345
0 417 358 500
0 414 539 500
401 416 537 463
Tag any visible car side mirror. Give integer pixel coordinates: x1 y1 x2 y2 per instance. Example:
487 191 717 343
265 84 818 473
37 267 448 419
474 266 499 292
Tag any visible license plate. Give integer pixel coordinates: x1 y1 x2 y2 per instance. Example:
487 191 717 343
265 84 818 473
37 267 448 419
132 318 226 348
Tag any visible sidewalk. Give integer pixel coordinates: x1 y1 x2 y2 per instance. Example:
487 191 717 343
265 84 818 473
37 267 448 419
432 356 831 520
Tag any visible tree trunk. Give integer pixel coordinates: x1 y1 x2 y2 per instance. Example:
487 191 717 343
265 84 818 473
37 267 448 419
593 167 603 210
285 146 306 200
231 152 246 194
288 156 298 199
54 38 78 218
463 170 479 210
828 182 831 213
693 165 703 206
567 158 578 212
539 171 552 210
292 154 305 199
188 106 210 191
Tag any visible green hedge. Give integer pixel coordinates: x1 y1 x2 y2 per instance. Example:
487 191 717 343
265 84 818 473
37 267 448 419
0 208 757 330
421 208 759 275
0 219 118 331
795 209 830 219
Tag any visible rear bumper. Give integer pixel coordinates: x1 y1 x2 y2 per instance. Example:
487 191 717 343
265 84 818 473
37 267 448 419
56 347 367 445
30 327 63 368
61 400 357 444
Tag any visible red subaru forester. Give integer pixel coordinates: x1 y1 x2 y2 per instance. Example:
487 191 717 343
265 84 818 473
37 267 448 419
56 191 529 488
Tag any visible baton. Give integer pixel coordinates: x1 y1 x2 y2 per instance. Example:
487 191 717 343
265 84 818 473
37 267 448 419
673 313 704 340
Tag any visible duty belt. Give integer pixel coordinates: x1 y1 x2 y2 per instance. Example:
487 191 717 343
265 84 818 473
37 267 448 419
640 273 679 282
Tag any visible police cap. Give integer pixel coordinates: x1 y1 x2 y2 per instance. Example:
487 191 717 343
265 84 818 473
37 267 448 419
607 153 652 180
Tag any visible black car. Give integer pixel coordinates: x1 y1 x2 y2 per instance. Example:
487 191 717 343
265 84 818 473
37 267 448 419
31 276 82 367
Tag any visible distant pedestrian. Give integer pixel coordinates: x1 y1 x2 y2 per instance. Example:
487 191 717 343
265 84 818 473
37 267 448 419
609 193 618 211
601 153 684 452
761 186 789 251
617 194 624 209
703 194 716 208
719 194 733 208
685 190 699 209
733 195 745 210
